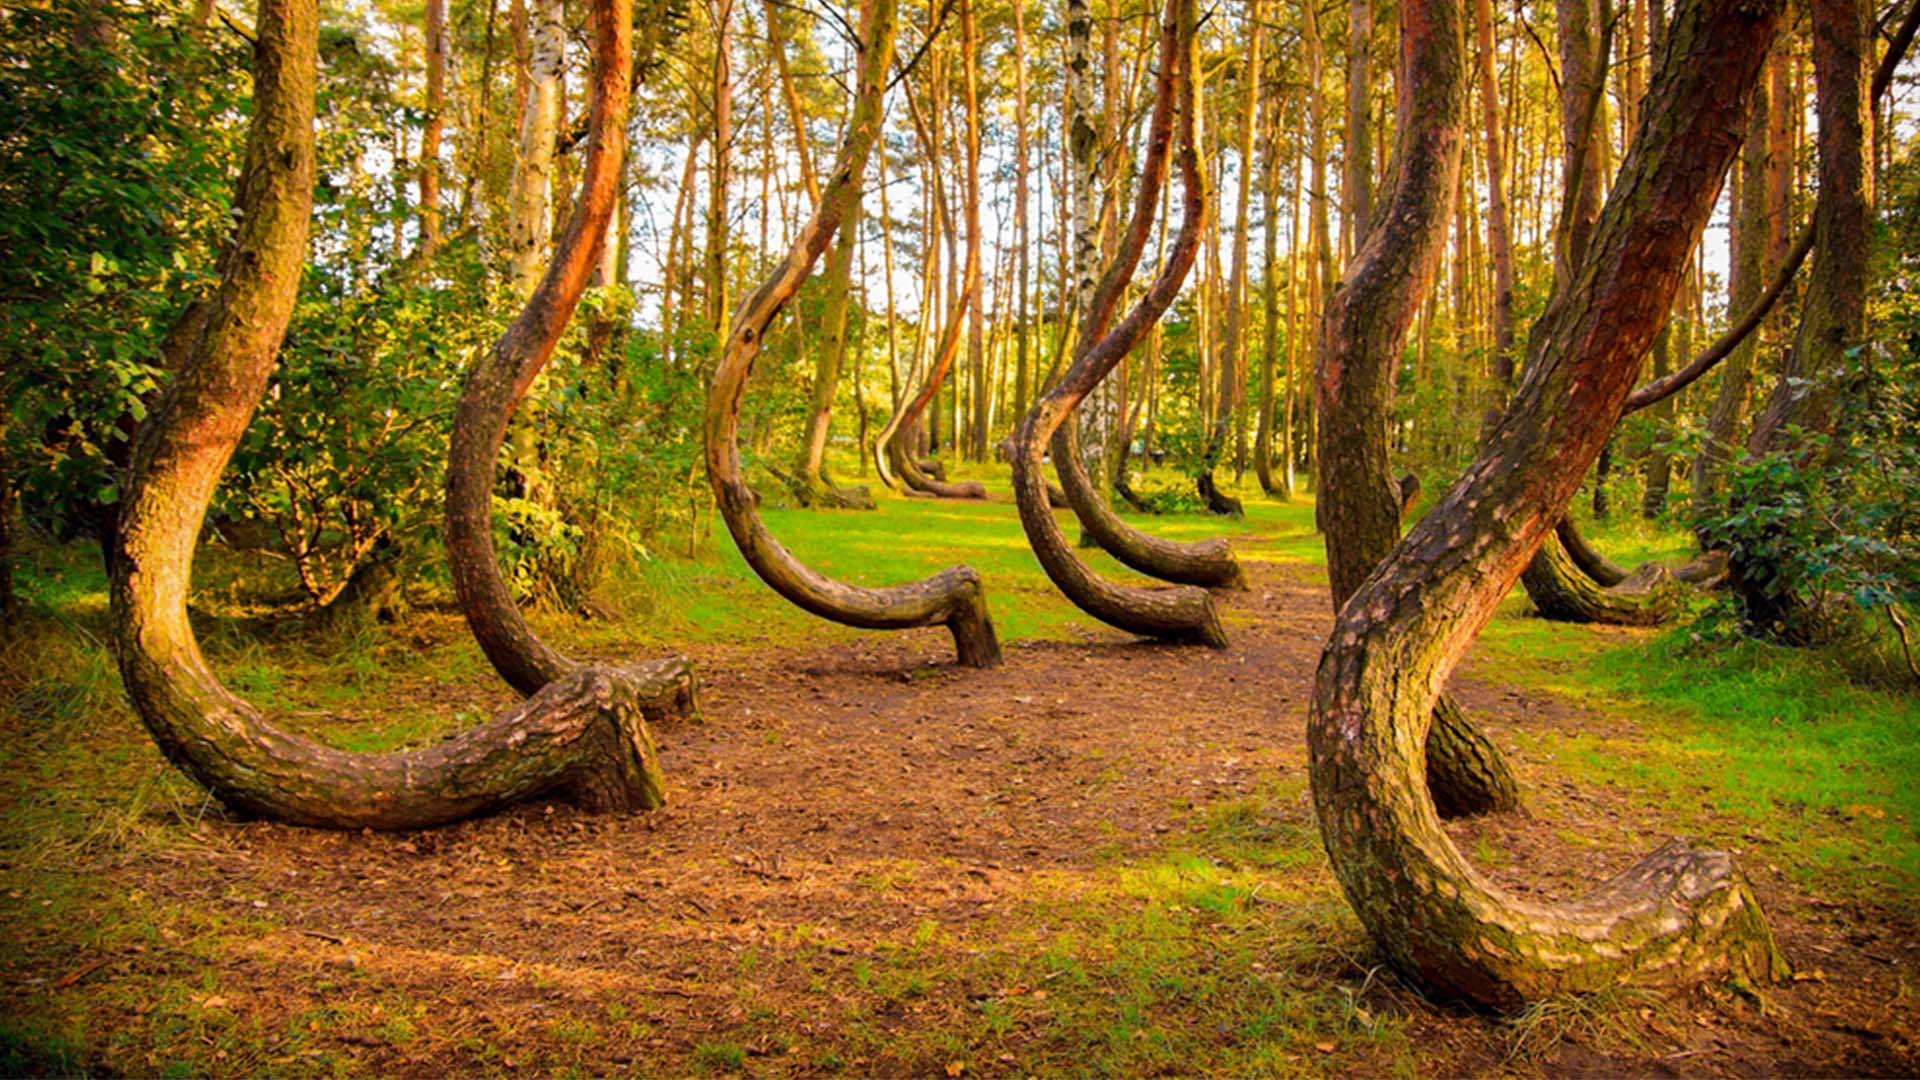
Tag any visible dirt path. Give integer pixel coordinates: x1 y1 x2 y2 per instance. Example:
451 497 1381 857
2 559 1915 1077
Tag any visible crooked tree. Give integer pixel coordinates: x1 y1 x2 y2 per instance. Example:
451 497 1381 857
109 0 686 831
704 0 1001 669
1308 0 1786 1008
1312 0 1521 818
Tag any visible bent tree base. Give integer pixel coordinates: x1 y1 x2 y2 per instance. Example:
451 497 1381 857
1010 0 1227 649
703 0 1000 670
1055 414 1245 589
1310 0 1785 1009
110 0 678 832
1520 527 1679 626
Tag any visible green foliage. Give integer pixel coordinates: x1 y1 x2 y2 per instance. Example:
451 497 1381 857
1 2 244 535
1698 145 1920 645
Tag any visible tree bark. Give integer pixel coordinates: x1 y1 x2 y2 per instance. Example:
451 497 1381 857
507 0 561 297
1343 0 1375 252
1308 0 1785 1008
111 0 681 831
419 0 446 253
703 0 997 667
1729 0 1874 643
1011 0 1229 648
443 0 699 718
1313 0 1520 818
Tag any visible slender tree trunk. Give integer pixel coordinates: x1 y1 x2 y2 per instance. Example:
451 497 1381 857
419 0 446 252
1475 0 1516 406
507 0 562 296
1254 86 1284 496
1199 0 1260 514
1343 0 1374 253
1731 0 1873 642
962 0 988 463
1012 0 1032 425
706 0 735 337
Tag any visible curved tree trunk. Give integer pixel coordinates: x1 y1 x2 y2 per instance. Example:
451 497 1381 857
1053 415 1245 588
110 0 675 831
442 0 698 716
1308 0 1785 1009
1011 0 1228 648
1312 0 1519 819
1042 0 1246 592
704 0 998 668
1520 527 1680 625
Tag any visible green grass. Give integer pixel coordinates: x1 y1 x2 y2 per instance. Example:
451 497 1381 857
1473 507 1920 898
584 460 1321 649
4 463 1920 1074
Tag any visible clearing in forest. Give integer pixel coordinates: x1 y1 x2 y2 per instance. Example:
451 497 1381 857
2 489 1915 1077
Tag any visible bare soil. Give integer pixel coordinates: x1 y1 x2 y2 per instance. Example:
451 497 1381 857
2 559 1915 1077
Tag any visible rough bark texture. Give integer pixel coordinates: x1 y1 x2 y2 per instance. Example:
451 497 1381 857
1011 0 1227 648
1197 1 1261 514
110 0 676 831
703 0 997 668
442 0 698 720
1308 0 1785 1009
1731 0 1873 642
1313 0 1519 819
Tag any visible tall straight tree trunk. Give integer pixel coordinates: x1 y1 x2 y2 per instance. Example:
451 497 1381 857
1199 1 1261 514
419 0 446 252
1474 0 1515 404
1254 87 1285 496
1553 0 1607 286
1303 0 1333 495
507 0 562 296
962 0 988 463
1012 0 1033 425
1343 0 1374 254
705 0 735 337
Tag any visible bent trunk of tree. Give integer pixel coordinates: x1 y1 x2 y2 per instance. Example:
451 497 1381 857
1011 0 1228 648
1044 0 1245 591
110 0 676 831
704 0 998 668
442 0 699 716
1312 0 1519 818
1308 0 1784 1008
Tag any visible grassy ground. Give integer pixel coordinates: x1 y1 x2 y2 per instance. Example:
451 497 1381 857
2 461 1916 1075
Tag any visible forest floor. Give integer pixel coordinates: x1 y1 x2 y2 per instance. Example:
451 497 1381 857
2 470 1917 1077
